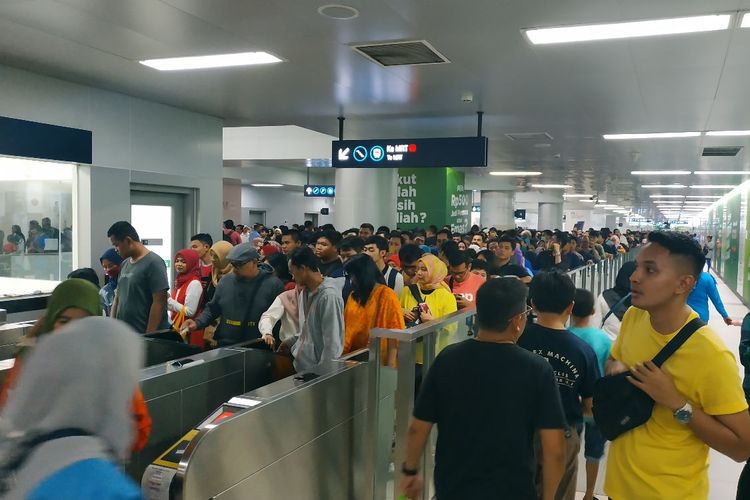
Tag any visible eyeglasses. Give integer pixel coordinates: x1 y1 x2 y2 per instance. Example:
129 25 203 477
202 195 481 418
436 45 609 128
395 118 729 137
518 306 533 318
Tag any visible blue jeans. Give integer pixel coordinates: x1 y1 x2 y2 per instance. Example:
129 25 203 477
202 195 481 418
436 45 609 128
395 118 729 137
584 421 606 462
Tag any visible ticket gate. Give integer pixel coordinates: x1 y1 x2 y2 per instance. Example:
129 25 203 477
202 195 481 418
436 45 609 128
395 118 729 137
142 354 369 500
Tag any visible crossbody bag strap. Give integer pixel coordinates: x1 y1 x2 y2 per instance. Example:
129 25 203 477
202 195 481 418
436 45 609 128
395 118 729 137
651 317 705 367
408 284 424 305
600 292 631 328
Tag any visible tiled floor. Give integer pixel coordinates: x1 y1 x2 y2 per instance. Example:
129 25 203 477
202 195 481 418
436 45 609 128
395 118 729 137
575 271 749 499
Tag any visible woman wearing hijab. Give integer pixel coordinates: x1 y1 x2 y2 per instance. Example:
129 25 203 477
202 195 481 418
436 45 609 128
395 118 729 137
400 253 457 326
0 317 143 499
100 248 123 316
168 249 205 346
0 279 151 454
343 255 405 365
203 241 233 347
592 261 635 340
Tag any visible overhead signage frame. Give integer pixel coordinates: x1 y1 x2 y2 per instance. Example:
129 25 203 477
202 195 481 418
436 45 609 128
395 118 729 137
332 136 488 168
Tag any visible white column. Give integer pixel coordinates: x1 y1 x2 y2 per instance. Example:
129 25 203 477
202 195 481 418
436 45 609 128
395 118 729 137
538 201 564 230
605 215 618 228
480 191 515 230
334 168 397 229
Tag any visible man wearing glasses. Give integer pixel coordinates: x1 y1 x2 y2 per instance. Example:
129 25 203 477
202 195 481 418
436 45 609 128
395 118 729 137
398 244 425 287
446 251 485 310
183 243 283 346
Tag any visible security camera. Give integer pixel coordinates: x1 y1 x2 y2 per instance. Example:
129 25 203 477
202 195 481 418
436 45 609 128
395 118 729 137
461 92 473 103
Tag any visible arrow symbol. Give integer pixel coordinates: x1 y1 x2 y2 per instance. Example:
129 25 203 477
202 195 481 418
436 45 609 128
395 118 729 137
305 187 312 195
338 148 350 161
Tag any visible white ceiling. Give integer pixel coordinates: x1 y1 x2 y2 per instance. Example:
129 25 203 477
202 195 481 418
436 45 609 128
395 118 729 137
2 0 750 218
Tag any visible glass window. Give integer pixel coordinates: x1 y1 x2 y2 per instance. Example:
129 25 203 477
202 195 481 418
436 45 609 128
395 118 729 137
0 156 75 297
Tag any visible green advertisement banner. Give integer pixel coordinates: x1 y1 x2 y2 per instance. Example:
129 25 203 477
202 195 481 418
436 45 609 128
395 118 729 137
397 168 470 232
724 193 741 288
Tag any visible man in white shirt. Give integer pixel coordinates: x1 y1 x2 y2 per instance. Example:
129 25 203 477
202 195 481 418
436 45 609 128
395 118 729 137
363 235 404 298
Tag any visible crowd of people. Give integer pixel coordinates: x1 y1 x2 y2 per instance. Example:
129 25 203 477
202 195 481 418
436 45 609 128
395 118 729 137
0 218 71 254
2 215 749 500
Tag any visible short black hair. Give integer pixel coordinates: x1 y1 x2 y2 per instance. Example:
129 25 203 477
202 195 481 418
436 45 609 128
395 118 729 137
399 243 424 265
339 237 364 253
556 232 571 247
377 225 391 234
498 234 515 246
315 230 342 246
190 233 213 247
67 268 100 289
529 270 576 314
365 235 388 253
223 220 235 230
107 221 140 242
472 232 486 242
389 231 404 243
471 259 488 272
572 288 595 318
265 252 292 282
437 228 451 237
647 231 705 278
428 225 438 233
360 223 375 232
440 240 459 257
476 278 529 332
589 230 601 239
477 249 496 267
282 228 300 242
447 250 471 268
289 247 320 272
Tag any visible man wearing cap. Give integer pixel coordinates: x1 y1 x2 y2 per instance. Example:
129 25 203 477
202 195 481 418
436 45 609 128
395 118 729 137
183 243 283 346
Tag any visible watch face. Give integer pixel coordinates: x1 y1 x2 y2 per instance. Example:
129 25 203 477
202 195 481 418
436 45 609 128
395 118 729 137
675 409 692 423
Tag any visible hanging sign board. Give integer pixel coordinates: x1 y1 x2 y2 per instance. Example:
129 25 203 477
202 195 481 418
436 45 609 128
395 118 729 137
332 136 488 168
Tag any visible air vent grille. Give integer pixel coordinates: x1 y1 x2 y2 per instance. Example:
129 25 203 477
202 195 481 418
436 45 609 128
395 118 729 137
505 132 554 142
702 146 742 157
351 40 449 67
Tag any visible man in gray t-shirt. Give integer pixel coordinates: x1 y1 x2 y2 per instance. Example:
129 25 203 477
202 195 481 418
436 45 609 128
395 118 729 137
108 221 170 333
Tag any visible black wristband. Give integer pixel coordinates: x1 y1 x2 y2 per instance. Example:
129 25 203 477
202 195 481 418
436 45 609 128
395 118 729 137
401 463 418 476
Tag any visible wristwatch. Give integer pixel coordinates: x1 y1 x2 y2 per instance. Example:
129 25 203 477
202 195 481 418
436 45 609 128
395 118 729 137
401 463 418 476
673 401 693 424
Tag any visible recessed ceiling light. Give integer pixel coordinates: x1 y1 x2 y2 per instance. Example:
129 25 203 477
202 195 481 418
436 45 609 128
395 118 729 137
317 4 360 20
649 194 685 198
631 170 691 175
251 183 283 187
693 170 749 175
641 184 687 189
685 195 721 199
140 51 283 71
689 185 735 189
489 171 543 176
523 14 730 45
705 130 750 136
563 194 592 198
604 132 701 140
742 13 750 28
531 184 571 189
683 201 713 204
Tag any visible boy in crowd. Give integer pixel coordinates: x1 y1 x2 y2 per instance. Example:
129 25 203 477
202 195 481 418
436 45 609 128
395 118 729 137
518 271 599 500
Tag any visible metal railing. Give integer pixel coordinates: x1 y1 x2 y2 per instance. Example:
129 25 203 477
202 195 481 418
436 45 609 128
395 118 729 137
364 250 638 500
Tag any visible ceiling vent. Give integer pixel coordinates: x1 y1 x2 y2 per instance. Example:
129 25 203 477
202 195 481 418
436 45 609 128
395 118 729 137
351 40 450 67
702 146 742 157
505 132 554 142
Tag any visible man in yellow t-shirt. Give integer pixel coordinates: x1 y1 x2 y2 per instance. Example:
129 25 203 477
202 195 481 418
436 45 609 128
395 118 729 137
604 231 750 500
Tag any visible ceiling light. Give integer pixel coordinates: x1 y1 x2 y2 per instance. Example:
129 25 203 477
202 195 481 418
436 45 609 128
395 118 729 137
641 184 686 189
523 14 730 45
531 184 571 189
649 195 685 199
684 201 712 205
251 183 283 187
693 170 749 175
742 13 750 28
140 51 283 71
490 171 543 176
685 195 721 199
562 194 592 198
604 132 701 140
631 170 691 175
705 130 750 136
580 199 606 203
689 185 735 189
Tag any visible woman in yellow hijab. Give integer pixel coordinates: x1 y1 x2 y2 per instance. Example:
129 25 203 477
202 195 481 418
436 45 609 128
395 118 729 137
400 253 457 325
203 241 233 347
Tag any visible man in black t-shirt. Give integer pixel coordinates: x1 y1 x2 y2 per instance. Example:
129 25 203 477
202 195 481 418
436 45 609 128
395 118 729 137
518 270 600 500
492 234 531 283
401 279 565 500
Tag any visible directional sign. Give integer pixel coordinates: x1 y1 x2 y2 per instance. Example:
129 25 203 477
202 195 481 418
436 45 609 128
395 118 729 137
304 184 336 197
332 136 488 168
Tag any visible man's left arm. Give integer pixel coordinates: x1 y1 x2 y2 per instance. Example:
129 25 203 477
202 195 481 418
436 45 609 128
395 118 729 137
629 361 750 462
147 290 168 333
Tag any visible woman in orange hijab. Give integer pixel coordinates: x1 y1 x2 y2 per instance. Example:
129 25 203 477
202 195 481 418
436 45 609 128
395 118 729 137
342 254 405 366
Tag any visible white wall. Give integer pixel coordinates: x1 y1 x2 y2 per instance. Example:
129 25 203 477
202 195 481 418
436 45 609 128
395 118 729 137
241 186 334 227
0 64 223 272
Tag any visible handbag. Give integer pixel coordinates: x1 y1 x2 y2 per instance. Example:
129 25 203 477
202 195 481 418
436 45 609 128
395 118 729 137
592 317 705 441
171 305 188 341
406 284 425 328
